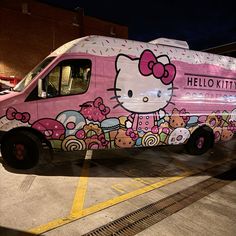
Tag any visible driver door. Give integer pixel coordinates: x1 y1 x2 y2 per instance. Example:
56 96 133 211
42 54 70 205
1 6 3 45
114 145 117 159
35 56 96 144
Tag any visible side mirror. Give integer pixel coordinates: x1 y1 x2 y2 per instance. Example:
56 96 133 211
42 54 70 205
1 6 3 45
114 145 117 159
38 79 46 98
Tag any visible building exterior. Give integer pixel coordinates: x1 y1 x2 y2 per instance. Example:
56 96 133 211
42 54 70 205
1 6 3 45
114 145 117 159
0 0 128 78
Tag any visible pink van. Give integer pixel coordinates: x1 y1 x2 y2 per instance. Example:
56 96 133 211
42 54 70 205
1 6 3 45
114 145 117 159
0 35 235 169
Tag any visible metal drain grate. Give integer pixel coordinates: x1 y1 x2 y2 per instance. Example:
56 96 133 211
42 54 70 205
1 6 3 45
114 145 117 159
83 167 236 236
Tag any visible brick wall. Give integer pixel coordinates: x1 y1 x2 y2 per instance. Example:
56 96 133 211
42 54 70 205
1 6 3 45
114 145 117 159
0 0 128 78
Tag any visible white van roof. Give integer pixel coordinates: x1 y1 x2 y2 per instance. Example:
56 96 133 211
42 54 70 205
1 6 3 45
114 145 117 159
149 38 189 49
49 35 191 57
48 35 235 71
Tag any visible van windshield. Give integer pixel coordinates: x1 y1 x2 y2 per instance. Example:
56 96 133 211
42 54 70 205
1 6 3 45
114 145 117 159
13 57 55 92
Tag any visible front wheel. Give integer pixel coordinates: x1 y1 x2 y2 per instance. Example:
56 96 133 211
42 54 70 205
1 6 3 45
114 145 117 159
1 131 42 169
185 127 214 155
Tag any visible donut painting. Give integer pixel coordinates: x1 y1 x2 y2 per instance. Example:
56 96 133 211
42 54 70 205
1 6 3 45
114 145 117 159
0 35 235 155
0 102 235 151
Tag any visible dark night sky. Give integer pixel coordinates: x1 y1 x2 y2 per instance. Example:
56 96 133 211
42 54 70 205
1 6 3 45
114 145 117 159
40 0 236 50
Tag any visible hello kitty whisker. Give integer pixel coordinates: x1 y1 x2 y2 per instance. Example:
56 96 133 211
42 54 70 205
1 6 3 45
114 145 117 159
168 87 179 90
107 88 122 91
168 101 176 106
170 94 177 97
113 102 124 109
110 95 121 100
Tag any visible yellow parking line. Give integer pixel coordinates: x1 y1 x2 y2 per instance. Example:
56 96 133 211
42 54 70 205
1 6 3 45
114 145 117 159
70 150 92 217
70 161 90 217
28 155 236 235
28 174 187 235
29 216 74 234
111 183 126 194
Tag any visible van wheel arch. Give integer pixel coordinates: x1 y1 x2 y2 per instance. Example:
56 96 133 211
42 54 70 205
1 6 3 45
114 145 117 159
185 125 214 155
1 128 46 169
1 127 53 169
198 125 215 144
2 127 52 149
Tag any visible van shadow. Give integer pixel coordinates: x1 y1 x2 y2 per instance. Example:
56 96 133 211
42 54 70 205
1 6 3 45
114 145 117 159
0 226 40 236
1 138 236 180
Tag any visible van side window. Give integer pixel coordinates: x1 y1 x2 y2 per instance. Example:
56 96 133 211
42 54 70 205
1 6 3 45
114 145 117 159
45 59 91 98
46 65 60 97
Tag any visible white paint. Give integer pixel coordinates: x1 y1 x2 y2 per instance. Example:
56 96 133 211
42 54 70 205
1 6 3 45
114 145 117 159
49 35 236 71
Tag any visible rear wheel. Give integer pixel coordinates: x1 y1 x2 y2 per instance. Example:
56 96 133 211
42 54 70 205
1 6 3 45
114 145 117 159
1 130 42 169
185 126 214 155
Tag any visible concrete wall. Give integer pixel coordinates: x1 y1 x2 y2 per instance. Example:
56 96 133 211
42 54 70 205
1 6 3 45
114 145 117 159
0 0 128 78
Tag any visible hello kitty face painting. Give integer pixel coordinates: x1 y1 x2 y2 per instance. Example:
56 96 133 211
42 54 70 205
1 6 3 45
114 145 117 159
113 50 176 113
111 50 176 131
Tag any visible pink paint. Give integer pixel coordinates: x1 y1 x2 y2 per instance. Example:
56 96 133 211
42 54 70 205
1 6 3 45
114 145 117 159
0 35 235 156
168 61 236 114
139 50 176 85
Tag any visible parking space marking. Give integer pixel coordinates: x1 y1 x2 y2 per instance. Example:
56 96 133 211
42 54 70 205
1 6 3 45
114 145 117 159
172 161 193 176
29 156 236 235
111 179 146 194
112 184 126 194
110 159 192 195
70 150 92 217
29 174 187 234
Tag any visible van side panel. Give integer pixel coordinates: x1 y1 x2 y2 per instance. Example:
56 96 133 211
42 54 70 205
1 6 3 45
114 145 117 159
172 61 235 113
0 36 235 151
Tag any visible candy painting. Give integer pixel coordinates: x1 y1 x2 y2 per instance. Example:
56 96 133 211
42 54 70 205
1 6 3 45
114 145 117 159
0 35 235 155
1 101 235 151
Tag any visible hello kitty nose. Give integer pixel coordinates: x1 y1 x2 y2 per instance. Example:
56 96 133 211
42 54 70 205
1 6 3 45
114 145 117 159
143 97 149 102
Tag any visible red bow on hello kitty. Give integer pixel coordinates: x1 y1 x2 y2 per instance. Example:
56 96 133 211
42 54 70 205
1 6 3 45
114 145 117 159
93 97 110 116
6 107 30 123
126 128 138 141
139 50 176 85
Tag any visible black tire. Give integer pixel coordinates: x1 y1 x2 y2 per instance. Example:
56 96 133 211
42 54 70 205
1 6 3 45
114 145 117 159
185 126 214 155
1 130 42 169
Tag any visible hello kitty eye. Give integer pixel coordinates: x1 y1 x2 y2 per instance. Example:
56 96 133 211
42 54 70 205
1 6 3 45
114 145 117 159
157 90 162 98
128 90 133 98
